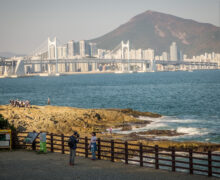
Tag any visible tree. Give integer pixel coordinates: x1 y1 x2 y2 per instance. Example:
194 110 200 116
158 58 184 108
0 114 15 130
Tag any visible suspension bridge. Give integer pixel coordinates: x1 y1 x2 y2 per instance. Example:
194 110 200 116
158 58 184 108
0 37 218 77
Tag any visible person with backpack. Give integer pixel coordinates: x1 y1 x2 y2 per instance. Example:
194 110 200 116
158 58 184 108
68 131 79 166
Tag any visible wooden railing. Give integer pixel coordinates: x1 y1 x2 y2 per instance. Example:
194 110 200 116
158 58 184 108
13 132 220 178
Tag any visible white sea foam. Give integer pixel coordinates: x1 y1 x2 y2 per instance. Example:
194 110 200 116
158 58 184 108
113 115 210 139
138 116 199 124
176 127 209 136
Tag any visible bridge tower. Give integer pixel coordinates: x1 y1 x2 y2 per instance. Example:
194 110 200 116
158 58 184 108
121 40 130 59
48 37 58 73
121 41 130 71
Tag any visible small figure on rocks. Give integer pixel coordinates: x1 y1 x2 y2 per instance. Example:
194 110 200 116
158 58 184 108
47 98 50 105
89 132 97 160
68 131 79 166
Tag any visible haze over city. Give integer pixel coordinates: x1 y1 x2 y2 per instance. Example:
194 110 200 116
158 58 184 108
0 0 219 54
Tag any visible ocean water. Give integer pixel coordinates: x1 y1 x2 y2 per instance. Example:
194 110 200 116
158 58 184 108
0 70 220 143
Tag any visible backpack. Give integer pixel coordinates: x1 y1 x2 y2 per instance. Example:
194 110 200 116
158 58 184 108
68 136 76 148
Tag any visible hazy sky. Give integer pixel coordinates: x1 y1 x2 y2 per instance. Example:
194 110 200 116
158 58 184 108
0 0 219 54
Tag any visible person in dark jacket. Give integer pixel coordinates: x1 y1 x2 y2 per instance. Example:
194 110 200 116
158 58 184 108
68 131 79 166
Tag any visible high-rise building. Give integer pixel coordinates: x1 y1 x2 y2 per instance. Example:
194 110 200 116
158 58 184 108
178 50 183 61
57 46 63 59
135 49 142 59
62 44 68 58
183 54 187 61
129 49 136 59
112 49 121 59
79 40 85 57
170 42 178 61
98 49 105 58
162 52 168 61
68 40 74 58
143 48 154 60
89 43 97 57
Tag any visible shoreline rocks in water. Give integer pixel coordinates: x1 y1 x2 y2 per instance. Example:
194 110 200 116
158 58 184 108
0 105 159 136
138 130 185 136
0 104 219 152
113 130 185 141
107 108 162 118
116 120 152 131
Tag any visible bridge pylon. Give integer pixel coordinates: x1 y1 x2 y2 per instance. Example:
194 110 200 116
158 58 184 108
121 41 130 71
121 40 130 59
48 37 58 73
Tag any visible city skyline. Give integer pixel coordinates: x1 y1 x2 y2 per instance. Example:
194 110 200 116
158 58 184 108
0 0 219 54
46 38 219 62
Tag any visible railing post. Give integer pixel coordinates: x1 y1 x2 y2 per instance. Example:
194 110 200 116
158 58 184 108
155 145 159 169
208 151 212 177
139 143 143 167
32 140 36 151
50 133 54 153
172 147 175 172
125 141 128 164
98 138 101 160
11 130 18 149
61 134 64 154
111 140 114 162
189 148 193 174
85 136 88 158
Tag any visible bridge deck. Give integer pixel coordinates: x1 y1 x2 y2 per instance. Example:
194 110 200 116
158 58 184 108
0 150 218 180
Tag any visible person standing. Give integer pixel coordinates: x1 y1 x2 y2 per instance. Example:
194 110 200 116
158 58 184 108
89 132 97 160
39 132 47 153
68 131 79 166
47 97 50 105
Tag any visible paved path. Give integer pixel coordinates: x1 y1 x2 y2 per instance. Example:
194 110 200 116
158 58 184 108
0 150 219 180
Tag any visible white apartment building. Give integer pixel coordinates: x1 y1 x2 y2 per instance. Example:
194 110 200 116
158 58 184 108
143 48 154 60
135 49 142 60
129 49 136 59
68 40 74 58
98 49 106 58
89 43 97 57
57 46 63 59
79 40 85 57
170 42 178 61
62 44 68 58
161 52 168 61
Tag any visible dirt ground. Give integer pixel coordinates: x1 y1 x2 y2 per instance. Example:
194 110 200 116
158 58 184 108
0 150 218 180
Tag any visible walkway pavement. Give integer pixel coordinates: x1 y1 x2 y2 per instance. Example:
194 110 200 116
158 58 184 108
0 150 218 180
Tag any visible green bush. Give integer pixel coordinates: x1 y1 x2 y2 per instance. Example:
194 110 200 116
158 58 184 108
0 114 15 130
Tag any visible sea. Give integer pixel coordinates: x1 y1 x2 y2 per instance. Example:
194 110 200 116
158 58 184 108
0 70 220 144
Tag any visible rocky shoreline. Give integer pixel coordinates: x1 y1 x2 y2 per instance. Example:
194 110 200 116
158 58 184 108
0 105 219 152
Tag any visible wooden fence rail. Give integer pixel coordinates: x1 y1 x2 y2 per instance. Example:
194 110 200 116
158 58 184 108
13 131 220 178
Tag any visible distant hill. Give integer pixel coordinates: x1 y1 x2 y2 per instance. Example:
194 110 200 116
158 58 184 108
0 52 26 58
90 10 220 57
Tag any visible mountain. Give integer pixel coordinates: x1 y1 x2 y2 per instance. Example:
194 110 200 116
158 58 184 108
90 10 220 57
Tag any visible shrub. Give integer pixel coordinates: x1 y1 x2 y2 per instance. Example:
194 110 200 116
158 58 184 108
0 114 15 130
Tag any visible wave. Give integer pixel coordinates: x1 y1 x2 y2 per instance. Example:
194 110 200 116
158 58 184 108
138 116 199 124
114 115 211 140
176 127 209 136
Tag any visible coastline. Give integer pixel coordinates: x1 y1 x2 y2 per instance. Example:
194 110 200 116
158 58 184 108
0 104 219 152
0 71 116 78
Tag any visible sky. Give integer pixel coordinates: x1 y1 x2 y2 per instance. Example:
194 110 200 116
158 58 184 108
0 0 219 54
